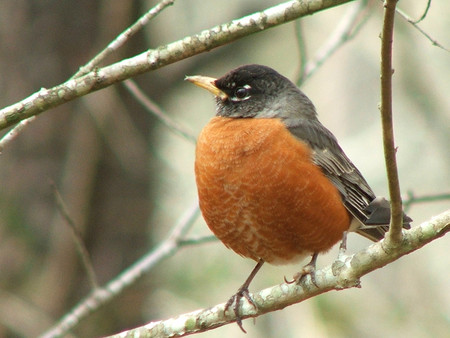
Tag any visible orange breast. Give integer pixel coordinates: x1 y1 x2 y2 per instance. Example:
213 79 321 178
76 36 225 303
195 117 351 265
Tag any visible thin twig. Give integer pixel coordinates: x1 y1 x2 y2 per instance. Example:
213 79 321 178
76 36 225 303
106 210 450 337
123 80 196 143
178 235 217 246
294 20 308 86
380 0 403 242
51 183 99 290
297 0 369 85
0 116 36 153
394 3 449 52
412 0 432 23
73 0 176 78
39 202 200 338
404 191 450 212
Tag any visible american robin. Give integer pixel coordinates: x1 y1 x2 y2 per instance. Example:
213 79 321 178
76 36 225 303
186 64 411 332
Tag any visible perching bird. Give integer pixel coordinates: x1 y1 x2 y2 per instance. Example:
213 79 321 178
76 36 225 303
186 64 411 331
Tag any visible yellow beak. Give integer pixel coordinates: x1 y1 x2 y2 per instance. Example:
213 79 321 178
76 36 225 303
185 75 228 101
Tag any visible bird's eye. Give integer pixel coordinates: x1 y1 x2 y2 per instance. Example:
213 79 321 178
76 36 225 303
232 85 251 101
235 87 248 98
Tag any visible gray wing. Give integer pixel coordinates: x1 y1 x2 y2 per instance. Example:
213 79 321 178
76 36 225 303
287 119 410 241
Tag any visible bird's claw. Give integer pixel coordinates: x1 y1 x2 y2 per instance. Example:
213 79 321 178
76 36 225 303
224 286 257 333
286 253 319 287
293 262 318 287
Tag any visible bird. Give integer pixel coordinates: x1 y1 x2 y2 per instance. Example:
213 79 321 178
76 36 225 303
185 64 411 332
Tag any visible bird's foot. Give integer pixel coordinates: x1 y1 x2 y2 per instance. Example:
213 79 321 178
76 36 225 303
284 253 319 287
224 259 264 333
224 285 257 333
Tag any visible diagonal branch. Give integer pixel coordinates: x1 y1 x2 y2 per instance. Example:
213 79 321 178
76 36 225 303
0 116 36 153
107 210 450 338
73 0 176 78
0 0 355 131
39 202 200 338
395 6 449 52
122 80 196 143
52 184 99 290
0 1 175 154
296 0 369 85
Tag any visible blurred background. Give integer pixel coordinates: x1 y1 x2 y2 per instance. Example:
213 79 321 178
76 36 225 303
0 0 449 337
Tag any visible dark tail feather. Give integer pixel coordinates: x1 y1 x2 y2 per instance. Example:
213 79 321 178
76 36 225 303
365 197 412 227
356 197 412 241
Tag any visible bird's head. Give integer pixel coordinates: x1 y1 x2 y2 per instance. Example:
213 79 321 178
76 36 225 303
186 64 317 125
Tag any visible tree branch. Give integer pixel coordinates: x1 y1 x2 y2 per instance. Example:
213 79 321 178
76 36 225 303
404 192 450 212
0 116 36 153
296 0 369 85
107 210 450 337
122 80 196 143
0 1 175 154
394 5 449 52
410 0 431 24
0 0 355 131
52 184 99 290
73 0 176 78
380 0 403 242
39 203 200 338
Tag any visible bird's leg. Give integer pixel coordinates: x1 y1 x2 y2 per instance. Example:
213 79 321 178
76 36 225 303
285 253 319 287
224 259 264 333
338 231 348 259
